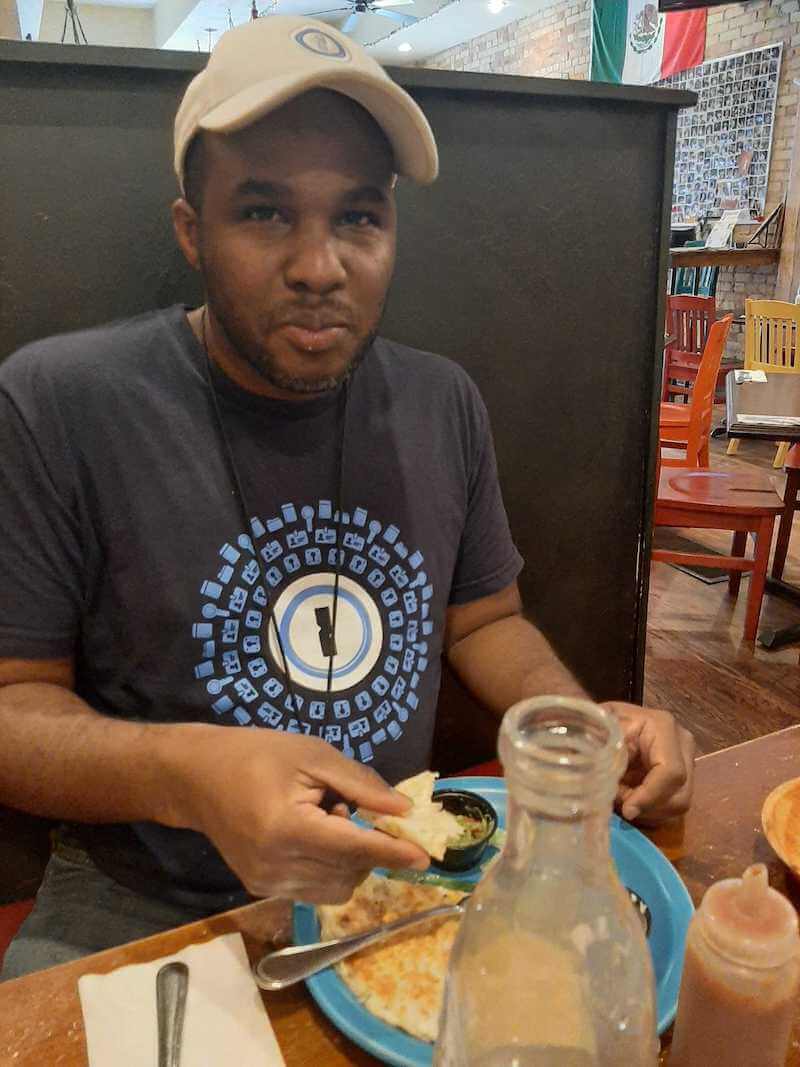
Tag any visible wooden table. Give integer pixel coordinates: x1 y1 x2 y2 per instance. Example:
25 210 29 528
726 372 800 444
2 726 800 1066
726 372 800 647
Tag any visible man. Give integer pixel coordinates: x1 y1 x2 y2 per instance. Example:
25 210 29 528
0 16 693 980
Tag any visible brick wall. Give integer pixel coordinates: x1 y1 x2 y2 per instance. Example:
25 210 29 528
0 0 21 38
426 1 800 353
703 2 800 341
424 0 590 77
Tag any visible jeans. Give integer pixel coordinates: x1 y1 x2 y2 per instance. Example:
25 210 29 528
1 842 212 981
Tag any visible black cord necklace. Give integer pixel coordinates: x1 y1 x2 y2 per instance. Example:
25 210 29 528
200 307 349 714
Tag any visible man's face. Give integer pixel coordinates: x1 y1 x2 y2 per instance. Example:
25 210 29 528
178 91 397 396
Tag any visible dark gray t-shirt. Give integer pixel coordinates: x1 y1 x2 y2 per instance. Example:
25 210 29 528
0 305 522 908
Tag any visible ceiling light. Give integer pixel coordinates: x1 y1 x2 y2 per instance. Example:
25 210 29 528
487 0 508 12
397 41 412 51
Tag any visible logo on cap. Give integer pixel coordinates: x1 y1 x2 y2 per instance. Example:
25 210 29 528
293 27 350 61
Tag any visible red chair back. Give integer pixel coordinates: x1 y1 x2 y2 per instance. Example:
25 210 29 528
668 295 716 356
660 315 733 469
682 315 733 466
663 295 717 402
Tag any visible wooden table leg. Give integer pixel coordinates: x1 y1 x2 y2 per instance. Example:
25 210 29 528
729 530 748 597
772 467 800 581
745 517 774 642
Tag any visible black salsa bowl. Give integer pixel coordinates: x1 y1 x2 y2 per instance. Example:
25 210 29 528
431 788 499 872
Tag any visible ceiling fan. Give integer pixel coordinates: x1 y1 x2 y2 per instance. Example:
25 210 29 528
309 0 418 35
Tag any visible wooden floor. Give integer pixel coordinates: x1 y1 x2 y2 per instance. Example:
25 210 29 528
646 418 800 755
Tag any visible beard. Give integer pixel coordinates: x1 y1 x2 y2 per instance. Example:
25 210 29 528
203 277 383 397
238 328 376 395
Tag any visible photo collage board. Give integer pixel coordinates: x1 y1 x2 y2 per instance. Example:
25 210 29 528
659 43 782 224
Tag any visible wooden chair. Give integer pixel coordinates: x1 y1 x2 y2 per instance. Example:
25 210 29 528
662 295 717 404
653 466 784 642
696 266 720 300
727 299 800 467
771 443 800 583
670 240 703 295
660 315 734 468
670 242 719 299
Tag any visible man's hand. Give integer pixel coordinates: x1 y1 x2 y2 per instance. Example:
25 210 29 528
603 702 695 826
166 728 429 903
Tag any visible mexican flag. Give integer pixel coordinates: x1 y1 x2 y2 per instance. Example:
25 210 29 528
591 1 706 85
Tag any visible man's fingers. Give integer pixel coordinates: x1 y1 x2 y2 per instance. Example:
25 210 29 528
620 761 686 820
653 727 695 820
619 735 687 822
604 702 693 823
309 746 412 816
619 737 693 823
301 806 430 872
680 726 696 773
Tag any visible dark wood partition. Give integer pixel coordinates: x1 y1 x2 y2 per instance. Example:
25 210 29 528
0 43 693 786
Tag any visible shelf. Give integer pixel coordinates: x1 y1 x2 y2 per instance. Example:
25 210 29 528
669 247 781 268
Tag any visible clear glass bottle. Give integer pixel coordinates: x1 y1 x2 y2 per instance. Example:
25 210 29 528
433 696 658 1067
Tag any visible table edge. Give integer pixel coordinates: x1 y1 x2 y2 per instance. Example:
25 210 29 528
696 723 800 762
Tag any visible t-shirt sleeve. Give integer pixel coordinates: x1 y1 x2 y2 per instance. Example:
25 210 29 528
449 386 524 605
0 388 84 659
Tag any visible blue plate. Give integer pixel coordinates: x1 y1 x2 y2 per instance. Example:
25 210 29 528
293 776 693 1067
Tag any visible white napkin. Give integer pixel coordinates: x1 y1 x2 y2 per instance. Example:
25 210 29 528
734 369 767 383
737 413 800 426
78 932 285 1066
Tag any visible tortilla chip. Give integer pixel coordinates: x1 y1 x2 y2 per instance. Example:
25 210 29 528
359 771 460 861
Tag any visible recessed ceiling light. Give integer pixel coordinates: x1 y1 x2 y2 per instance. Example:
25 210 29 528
487 0 507 11
397 41 412 51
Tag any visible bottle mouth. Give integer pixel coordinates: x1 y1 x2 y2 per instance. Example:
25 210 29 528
499 696 626 815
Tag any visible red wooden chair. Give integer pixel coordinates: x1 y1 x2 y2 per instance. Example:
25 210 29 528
662 295 717 403
0 806 52 969
652 467 783 642
0 900 34 968
660 315 733 468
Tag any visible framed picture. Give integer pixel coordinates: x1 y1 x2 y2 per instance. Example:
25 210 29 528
660 43 782 222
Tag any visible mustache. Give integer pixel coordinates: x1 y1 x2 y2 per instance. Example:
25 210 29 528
270 302 355 330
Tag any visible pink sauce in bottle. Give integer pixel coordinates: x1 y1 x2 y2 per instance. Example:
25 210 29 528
669 864 800 1067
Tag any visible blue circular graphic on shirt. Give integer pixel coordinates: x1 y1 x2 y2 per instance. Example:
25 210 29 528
275 578 378 685
293 27 349 61
191 500 434 762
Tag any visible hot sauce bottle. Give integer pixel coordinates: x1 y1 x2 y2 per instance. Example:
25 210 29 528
669 864 800 1067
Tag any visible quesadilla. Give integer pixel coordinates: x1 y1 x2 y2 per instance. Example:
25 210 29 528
318 873 462 1042
359 771 461 861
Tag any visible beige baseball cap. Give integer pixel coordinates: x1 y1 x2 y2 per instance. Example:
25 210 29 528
174 15 438 190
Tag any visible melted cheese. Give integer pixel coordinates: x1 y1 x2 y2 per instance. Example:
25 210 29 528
318 874 462 1042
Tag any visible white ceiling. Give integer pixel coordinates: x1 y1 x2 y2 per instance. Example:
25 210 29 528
159 0 550 63
368 0 545 65
86 0 155 8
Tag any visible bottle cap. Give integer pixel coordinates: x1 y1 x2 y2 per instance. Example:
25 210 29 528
699 864 800 969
